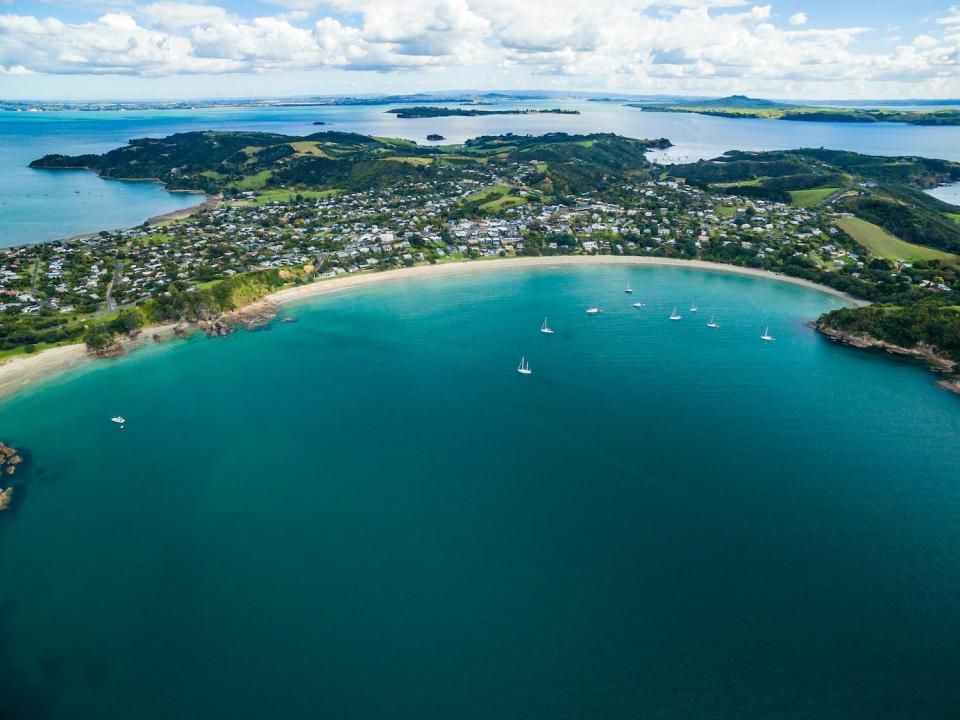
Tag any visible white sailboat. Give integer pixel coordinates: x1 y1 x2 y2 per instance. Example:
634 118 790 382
707 316 719 329
517 357 532 375
689 302 698 313
761 327 774 341
586 307 601 315
540 317 554 334
669 308 682 321
632 301 645 308
625 283 633 294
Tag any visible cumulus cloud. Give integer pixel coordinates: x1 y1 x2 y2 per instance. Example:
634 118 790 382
0 0 958 95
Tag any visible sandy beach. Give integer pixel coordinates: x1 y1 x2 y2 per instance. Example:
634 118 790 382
0 256 865 404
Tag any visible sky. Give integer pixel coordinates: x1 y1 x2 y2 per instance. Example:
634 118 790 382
1 0 959 100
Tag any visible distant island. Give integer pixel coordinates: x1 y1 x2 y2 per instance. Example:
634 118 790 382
312 121 327 126
387 106 580 119
630 95 960 126
426 134 445 141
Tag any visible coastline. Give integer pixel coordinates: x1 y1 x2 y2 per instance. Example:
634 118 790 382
0 256 865 404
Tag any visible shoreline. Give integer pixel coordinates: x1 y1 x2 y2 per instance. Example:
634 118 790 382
0 256 865 404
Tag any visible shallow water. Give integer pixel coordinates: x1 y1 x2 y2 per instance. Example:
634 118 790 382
2 265 959 719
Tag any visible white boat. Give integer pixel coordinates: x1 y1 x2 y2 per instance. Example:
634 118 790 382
111 416 126 424
669 308 682 321
632 302 645 308
625 283 633 294
761 327 774 341
586 307 601 315
707 316 719 329
689 302 698 313
517 357 532 375
540 317 554 335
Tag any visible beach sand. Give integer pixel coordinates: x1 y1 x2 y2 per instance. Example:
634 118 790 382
0 256 865 404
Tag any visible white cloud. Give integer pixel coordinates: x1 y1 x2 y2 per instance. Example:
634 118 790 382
0 0 958 96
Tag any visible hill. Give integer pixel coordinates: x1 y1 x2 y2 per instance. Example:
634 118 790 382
665 148 960 253
30 130 668 199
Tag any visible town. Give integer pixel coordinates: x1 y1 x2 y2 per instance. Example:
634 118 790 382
2 136 958 357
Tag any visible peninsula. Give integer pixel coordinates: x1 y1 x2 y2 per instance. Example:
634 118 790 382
7 130 960 395
630 95 960 126
386 106 580 119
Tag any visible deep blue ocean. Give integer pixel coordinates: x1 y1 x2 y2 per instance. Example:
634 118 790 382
4 99 960 246
2 266 959 719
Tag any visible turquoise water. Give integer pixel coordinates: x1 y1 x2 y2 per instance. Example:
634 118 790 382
5 101 960 246
2 266 959 719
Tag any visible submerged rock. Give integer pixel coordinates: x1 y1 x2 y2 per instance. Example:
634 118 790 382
0 486 12 511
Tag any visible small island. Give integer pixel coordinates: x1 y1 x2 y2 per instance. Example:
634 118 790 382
312 121 327 126
426 134 445 141
387 106 580 119
630 95 960 126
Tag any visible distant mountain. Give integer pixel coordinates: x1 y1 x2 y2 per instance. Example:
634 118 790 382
687 95 795 110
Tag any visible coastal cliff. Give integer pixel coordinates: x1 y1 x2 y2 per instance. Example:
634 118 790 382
814 318 959 394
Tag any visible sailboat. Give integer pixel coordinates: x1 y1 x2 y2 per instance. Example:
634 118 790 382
669 308 682 321
625 283 633 294
761 327 774 341
540 317 554 335
586 307 601 315
517 357 532 375
689 302 698 313
632 301 645 308
707 316 719 328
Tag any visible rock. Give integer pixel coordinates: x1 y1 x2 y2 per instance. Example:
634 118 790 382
152 334 164 343
0 487 12 511
816 320 958 374
4 465 13 476
91 343 125 359
281 316 297 323
174 326 187 338
936 378 960 396
9 455 21 465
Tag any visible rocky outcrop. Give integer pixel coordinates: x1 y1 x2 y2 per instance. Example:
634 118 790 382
937 378 960 396
0 442 21 481
89 342 126 359
814 319 956 374
0 486 12 511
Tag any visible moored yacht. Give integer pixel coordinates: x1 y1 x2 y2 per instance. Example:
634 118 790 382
540 317 554 334
632 301 645 308
669 308 682 321
707 316 719 328
761 327 774 341
111 416 126 424
517 357 532 375
586 307 601 315
689 302 698 313
625 283 633 294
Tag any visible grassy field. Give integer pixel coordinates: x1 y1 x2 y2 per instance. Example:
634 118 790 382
838 217 958 263
480 195 527 213
384 156 434 166
789 187 841 207
949 213 960 225
230 170 273 191
242 188 340 206
289 141 329 157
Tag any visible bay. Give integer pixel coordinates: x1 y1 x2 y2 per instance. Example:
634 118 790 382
2 266 959 719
